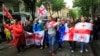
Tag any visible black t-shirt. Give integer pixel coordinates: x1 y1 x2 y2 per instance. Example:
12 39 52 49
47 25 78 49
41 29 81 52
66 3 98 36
24 24 32 32
0 24 4 32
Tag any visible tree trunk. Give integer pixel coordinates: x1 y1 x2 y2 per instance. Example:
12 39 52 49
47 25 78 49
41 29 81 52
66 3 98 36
32 0 36 21
57 11 59 17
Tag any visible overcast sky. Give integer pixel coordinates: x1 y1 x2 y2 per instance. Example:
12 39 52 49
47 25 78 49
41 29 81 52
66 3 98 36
64 0 73 8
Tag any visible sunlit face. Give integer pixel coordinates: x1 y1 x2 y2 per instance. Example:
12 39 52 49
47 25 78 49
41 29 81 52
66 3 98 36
57 19 61 22
48 16 52 21
90 19 93 23
81 17 85 22
26 21 30 25
61 19 65 24
34 19 38 23
70 18 74 23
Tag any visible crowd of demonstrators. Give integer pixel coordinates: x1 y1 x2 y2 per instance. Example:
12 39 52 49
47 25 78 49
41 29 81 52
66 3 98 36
0 22 6 43
4 19 25 53
79 17 89 53
0 16 100 56
67 17 76 52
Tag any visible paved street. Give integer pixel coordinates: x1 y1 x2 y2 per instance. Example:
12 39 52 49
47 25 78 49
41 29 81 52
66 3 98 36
0 42 94 56
91 40 100 56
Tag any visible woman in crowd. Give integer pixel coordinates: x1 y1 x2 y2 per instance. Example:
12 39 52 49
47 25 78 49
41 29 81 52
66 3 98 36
24 20 32 33
32 19 44 49
56 19 65 50
46 16 58 56
89 19 94 44
4 19 25 53
43 21 49 49
79 17 89 53
4 23 11 42
68 17 76 52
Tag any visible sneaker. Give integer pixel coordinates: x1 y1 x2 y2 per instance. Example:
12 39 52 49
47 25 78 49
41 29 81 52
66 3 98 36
85 49 88 52
71 50 74 53
80 50 83 53
40 47 43 50
45 45 48 48
49 50 52 53
58 48 62 50
0 51 2 53
69 47 72 49
17 52 22 56
51 52 55 56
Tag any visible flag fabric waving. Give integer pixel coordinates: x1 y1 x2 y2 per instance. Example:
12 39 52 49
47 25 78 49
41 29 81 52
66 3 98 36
34 31 44 45
63 22 92 43
46 21 59 28
25 31 34 46
38 5 47 17
74 22 92 43
25 31 44 46
63 26 75 41
2 4 13 19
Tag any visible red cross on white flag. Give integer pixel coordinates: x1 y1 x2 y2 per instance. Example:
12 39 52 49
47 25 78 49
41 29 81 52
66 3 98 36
2 4 13 20
74 22 92 43
38 5 47 17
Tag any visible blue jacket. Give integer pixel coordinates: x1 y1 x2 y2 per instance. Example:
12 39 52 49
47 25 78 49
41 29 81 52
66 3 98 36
58 24 65 34
32 23 42 32
56 24 65 44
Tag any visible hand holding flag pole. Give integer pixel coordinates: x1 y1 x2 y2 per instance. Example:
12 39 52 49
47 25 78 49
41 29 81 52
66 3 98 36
2 4 13 21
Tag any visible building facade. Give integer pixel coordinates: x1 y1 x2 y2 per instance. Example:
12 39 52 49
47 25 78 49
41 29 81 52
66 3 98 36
0 0 28 13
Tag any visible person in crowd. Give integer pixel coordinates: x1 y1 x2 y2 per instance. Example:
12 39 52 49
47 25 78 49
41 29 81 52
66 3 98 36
24 20 32 33
43 21 49 49
0 22 6 42
93 17 100 40
4 23 11 42
4 19 25 53
56 19 65 50
32 19 43 49
46 16 58 56
38 18 45 49
68 17 76 52
79 17 89 53
0 23 3 44
89 19 94 44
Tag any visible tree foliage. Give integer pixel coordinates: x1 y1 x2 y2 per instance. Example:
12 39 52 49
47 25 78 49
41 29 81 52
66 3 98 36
73 0 100 17
23 0 36 20
51 0 65 17
36 0 65 17
69 8 81 19
36 0 48 7
52 0 65 11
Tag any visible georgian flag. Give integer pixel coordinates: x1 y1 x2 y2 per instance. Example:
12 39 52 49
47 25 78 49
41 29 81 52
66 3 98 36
25 32 34 46
2 4 13 19
25 31 44 46
38 5 47 17
74 22 92 43
63 26 75 41
47 21 59 28
34 31 44 45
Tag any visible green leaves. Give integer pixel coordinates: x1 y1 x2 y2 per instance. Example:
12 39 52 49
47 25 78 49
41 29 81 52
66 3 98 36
69 8 81 19
52 0 65 11
36 0 65 17
73 0 99 17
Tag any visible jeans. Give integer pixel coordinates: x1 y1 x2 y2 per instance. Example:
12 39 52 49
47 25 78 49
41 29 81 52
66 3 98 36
80 42 87 51
44 30 49 46
90 34 93 45
48 34 56 52
69 41 76 50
